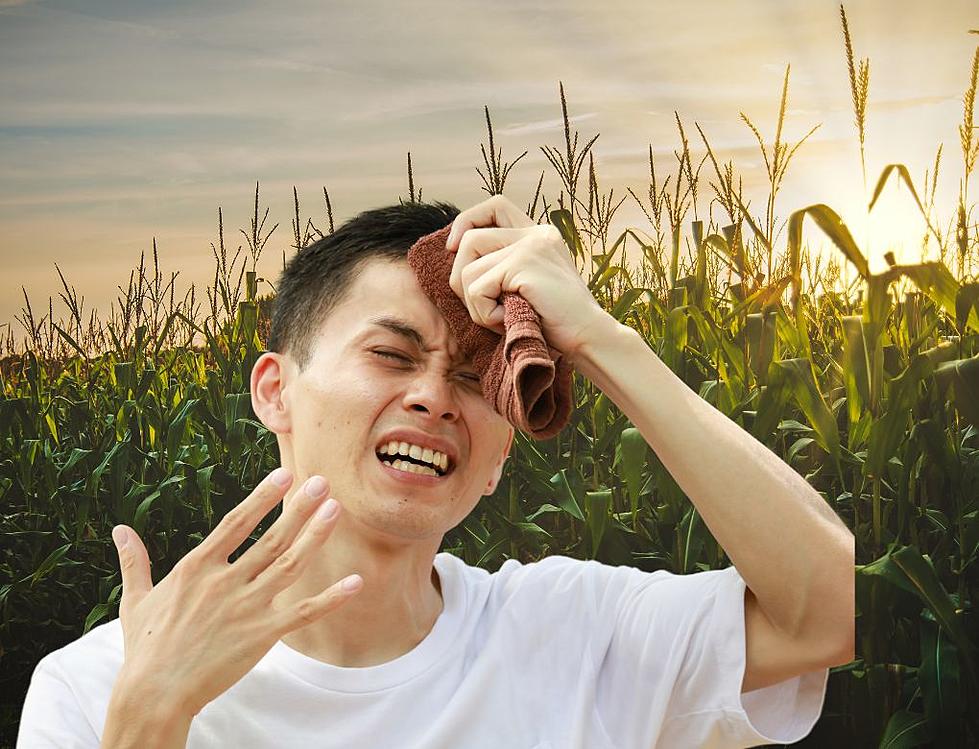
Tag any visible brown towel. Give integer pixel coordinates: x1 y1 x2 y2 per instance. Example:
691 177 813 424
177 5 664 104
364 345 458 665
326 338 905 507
406 224 574 440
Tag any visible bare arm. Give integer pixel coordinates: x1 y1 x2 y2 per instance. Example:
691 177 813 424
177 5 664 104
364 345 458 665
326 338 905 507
573 319 854 652
442 190 852 704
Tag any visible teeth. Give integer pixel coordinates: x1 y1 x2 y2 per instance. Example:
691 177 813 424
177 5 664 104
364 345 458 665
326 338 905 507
383 459 439 477
378 440 449 472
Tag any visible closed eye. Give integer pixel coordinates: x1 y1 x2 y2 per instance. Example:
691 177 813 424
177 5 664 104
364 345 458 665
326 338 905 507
372 350 481 383
374 350 410 363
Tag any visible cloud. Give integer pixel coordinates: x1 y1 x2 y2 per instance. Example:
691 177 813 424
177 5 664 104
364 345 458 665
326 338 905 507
246 55 387 82
495 112 598 137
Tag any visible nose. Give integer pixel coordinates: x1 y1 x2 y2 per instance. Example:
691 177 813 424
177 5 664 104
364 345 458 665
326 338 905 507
402 368 462 421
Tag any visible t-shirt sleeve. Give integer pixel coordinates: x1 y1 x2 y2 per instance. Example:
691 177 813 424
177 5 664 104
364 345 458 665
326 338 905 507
17 655 100 749
594 563 829 749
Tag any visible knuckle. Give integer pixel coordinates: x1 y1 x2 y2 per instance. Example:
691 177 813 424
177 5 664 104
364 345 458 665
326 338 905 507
216 510 238 533
171 556 198 582
180 548 203 570
203 568 234 596
260 534 290 561
541 224 562 243
294 599 319 626
221 510 251 537
273 551 302 577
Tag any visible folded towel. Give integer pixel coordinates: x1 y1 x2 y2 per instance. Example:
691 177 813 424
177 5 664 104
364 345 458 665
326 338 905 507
406 224 574 440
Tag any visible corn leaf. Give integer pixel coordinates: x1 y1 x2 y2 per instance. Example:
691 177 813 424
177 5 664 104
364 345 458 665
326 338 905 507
789 204 869 280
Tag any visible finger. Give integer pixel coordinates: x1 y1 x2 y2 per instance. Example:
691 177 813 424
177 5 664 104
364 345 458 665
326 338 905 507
250 495 345 597
112 525 152 610
446 195 534 250
197 467 294 561
271 573 364 636
232 475 332 582
449 227 526 302
460 244 519 332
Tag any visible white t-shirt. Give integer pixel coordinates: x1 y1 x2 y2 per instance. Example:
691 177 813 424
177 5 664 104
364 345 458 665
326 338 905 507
18 552 829 748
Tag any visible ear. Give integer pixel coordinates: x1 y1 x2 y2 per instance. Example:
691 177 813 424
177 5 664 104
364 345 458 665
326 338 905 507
250 352 292 434
483 426 515 496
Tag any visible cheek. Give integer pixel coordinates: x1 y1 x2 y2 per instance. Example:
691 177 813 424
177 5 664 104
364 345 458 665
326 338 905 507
293 374 389 438
465 422 507 475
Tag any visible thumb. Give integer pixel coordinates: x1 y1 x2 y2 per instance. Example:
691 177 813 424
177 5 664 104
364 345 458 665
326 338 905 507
112 525 152 607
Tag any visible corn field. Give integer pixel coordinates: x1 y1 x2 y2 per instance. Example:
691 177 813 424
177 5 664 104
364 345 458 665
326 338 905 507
2 12 979 748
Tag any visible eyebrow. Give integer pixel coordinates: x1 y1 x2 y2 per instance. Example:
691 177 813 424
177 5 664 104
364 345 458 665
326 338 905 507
365 315 473 366
367 315 428 349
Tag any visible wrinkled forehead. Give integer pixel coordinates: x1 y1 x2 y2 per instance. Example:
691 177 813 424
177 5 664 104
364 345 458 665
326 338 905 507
358 313 470 364
335 258 470 364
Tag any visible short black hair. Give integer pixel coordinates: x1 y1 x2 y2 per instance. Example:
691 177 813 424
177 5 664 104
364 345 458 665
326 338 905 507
269 200 460 367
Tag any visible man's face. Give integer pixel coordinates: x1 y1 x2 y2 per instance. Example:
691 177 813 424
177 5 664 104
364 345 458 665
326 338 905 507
279 257 514 543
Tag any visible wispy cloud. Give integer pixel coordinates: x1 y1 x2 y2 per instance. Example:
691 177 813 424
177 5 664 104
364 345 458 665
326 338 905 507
496 112 598 137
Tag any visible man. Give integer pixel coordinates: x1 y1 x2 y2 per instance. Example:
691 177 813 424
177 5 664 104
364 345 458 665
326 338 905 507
18 195 854 748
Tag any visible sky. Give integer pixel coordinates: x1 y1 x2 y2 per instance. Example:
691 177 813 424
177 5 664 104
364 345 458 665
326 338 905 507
0 0 976 339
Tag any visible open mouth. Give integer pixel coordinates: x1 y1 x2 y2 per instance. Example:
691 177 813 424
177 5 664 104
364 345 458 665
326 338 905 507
374 448 453 478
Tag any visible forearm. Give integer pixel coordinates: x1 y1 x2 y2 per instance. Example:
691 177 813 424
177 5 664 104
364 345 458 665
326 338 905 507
573 317 854 643
101 671 193 749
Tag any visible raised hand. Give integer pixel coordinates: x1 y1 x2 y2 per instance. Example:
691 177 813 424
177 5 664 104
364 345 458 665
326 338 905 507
108 468 362 720
443 194 611 360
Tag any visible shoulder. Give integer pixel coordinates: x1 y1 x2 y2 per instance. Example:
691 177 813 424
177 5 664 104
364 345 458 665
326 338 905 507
440 551 676 611
31 617 125 697
20 619 125 745
439 550 604 589
38 617 124 670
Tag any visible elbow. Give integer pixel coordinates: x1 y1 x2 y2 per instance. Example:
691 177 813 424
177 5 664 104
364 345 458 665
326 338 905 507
829 565 856 666
831 621 856 666
809 541 855 667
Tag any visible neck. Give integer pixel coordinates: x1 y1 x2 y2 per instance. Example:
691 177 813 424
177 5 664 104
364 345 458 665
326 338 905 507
273 500 445 668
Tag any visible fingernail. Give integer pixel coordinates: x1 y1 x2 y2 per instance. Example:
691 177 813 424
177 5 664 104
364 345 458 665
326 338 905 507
305 475 328 498
314 498 339 522
447 227 456 247
271 467 292 486
112 526 129 549
342 575 363 592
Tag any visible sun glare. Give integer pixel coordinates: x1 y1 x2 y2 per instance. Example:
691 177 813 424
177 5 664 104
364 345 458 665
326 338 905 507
860 195 936 270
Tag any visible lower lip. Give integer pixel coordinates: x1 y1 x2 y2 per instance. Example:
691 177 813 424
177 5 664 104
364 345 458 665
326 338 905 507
376 457 450 486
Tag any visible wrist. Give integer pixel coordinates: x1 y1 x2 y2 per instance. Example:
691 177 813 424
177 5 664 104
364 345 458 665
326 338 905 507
571 316 645 395
570 309 632 369
104 667 196 740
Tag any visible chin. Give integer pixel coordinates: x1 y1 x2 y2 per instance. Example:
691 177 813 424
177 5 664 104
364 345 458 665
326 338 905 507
355 507 450 546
